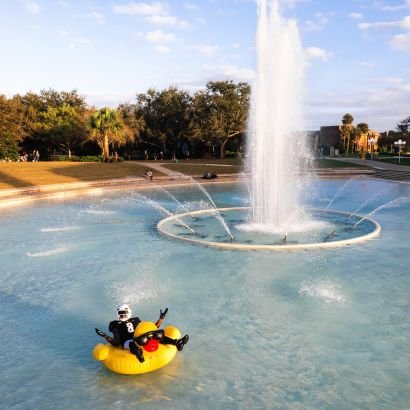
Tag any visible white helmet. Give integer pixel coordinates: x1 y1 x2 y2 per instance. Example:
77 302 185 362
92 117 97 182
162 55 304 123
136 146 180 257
117 304 132 321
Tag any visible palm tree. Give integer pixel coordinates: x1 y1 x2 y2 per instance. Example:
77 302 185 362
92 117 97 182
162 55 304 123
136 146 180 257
356 123 369 157
88 108 127 159
341 113 354 155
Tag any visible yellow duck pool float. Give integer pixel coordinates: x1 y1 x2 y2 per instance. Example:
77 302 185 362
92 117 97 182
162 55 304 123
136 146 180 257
93 321 181 375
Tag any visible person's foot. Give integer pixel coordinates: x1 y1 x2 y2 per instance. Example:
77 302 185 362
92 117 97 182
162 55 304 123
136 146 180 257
176 335 189 351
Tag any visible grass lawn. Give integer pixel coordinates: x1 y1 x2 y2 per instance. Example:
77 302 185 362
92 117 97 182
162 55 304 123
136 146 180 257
0 162 156 190
0 157 367 190
161 158 244 176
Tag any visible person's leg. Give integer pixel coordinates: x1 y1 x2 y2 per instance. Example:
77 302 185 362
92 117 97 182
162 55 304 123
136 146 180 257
160 335 189 351
125 340 145 362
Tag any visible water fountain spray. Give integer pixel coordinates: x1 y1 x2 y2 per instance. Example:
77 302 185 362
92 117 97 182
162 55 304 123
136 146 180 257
172 171 235 241
133 192 196 234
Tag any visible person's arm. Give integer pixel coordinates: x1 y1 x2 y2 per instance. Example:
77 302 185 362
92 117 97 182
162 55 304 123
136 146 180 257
155 308 168 328
108 321 122 346
95 328 120 347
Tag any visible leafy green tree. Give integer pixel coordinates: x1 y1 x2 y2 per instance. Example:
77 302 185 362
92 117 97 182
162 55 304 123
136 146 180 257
0 95 26 160
41 103 88 157
190 81 250 158
88 108 130 159
396 116 410 144
133 87 191 157
17 89 88 157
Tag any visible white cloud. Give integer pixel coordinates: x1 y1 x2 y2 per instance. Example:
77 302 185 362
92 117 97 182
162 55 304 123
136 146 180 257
306 82 410 130
348 12 363 19
69 38 91 49
143 29 175 44
145 14 189 28
305 46 332 61
189 44 219 57
390 33 410 51
304 13 329 31
113 2 166 16
232 43 240 49
87 12 105 24
360 61 375 68
203 64 255 82
155 45 171 53
281 0 311 8
359 16 410 31
381 0 410 12
365 77 404 84
184 3 199 11
24 1 40 14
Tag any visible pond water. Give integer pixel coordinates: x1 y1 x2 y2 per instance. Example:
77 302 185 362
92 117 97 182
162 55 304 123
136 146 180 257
0 179 409 409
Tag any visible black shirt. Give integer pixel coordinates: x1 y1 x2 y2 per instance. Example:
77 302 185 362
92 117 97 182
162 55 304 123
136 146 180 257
109 317 141 346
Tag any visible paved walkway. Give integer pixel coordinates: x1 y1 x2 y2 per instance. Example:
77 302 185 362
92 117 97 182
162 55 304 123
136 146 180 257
130 161 178 176
328 157 409 171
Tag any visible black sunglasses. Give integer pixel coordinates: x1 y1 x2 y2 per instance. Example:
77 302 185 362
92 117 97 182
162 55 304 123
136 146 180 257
134 329 165 346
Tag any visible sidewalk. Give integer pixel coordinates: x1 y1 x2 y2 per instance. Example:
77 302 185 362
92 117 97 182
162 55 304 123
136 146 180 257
328 157 409 171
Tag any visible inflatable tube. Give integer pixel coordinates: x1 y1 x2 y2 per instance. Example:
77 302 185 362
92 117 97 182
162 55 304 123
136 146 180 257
93 324 181 375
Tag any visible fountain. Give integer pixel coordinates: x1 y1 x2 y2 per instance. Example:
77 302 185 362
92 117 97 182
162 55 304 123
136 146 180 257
1 1 409 408
247 0 310 232
157 0 380 250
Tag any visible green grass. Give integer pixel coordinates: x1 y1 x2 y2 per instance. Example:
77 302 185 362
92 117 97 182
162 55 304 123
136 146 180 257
0 162 159 190
161 159 243 176
0 157 369 190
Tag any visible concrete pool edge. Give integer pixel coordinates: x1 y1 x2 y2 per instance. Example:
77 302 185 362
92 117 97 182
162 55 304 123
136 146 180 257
157 207 381 251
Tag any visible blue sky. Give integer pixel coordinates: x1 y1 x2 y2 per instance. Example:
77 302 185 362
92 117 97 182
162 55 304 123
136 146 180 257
1 0 409 131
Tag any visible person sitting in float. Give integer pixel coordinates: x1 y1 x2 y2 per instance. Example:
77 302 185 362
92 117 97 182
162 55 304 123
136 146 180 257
95 304 189 363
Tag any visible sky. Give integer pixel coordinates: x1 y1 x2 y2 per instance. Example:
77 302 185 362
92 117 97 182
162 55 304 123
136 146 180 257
1 0 409 131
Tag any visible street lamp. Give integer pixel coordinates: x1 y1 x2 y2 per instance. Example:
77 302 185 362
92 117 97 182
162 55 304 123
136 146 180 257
368 137 376 160
394 139 406 164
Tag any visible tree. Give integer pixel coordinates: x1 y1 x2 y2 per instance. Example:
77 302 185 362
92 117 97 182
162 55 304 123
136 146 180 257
396 116 410 144
41 103 88 157
190 81 250 158
356 123 369 155
88 108 130 159
132 87 191 158
340 113 354 155
17 89 88 157
0 95 27 160
342 113 354 125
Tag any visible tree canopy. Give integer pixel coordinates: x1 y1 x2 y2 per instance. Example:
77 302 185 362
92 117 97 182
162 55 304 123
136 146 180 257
0 84 407 161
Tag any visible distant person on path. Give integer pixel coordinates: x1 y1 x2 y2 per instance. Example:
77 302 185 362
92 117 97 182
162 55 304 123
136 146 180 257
32 150 40 162
144 149 149 160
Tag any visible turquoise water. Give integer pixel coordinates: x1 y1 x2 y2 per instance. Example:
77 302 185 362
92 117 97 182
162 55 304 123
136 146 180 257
0 179 409 409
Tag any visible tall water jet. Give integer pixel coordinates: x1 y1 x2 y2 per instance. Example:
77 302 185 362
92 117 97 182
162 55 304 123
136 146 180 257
247 0 311 233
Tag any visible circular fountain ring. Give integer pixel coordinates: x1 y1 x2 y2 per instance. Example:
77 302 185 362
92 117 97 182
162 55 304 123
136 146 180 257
157 207 381 251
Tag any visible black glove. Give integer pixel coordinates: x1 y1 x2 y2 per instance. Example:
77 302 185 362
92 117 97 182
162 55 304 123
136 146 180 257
160 308 168 319
95 328 105 337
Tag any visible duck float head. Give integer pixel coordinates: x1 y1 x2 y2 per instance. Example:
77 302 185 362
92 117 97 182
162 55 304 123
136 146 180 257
134 321 160 352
